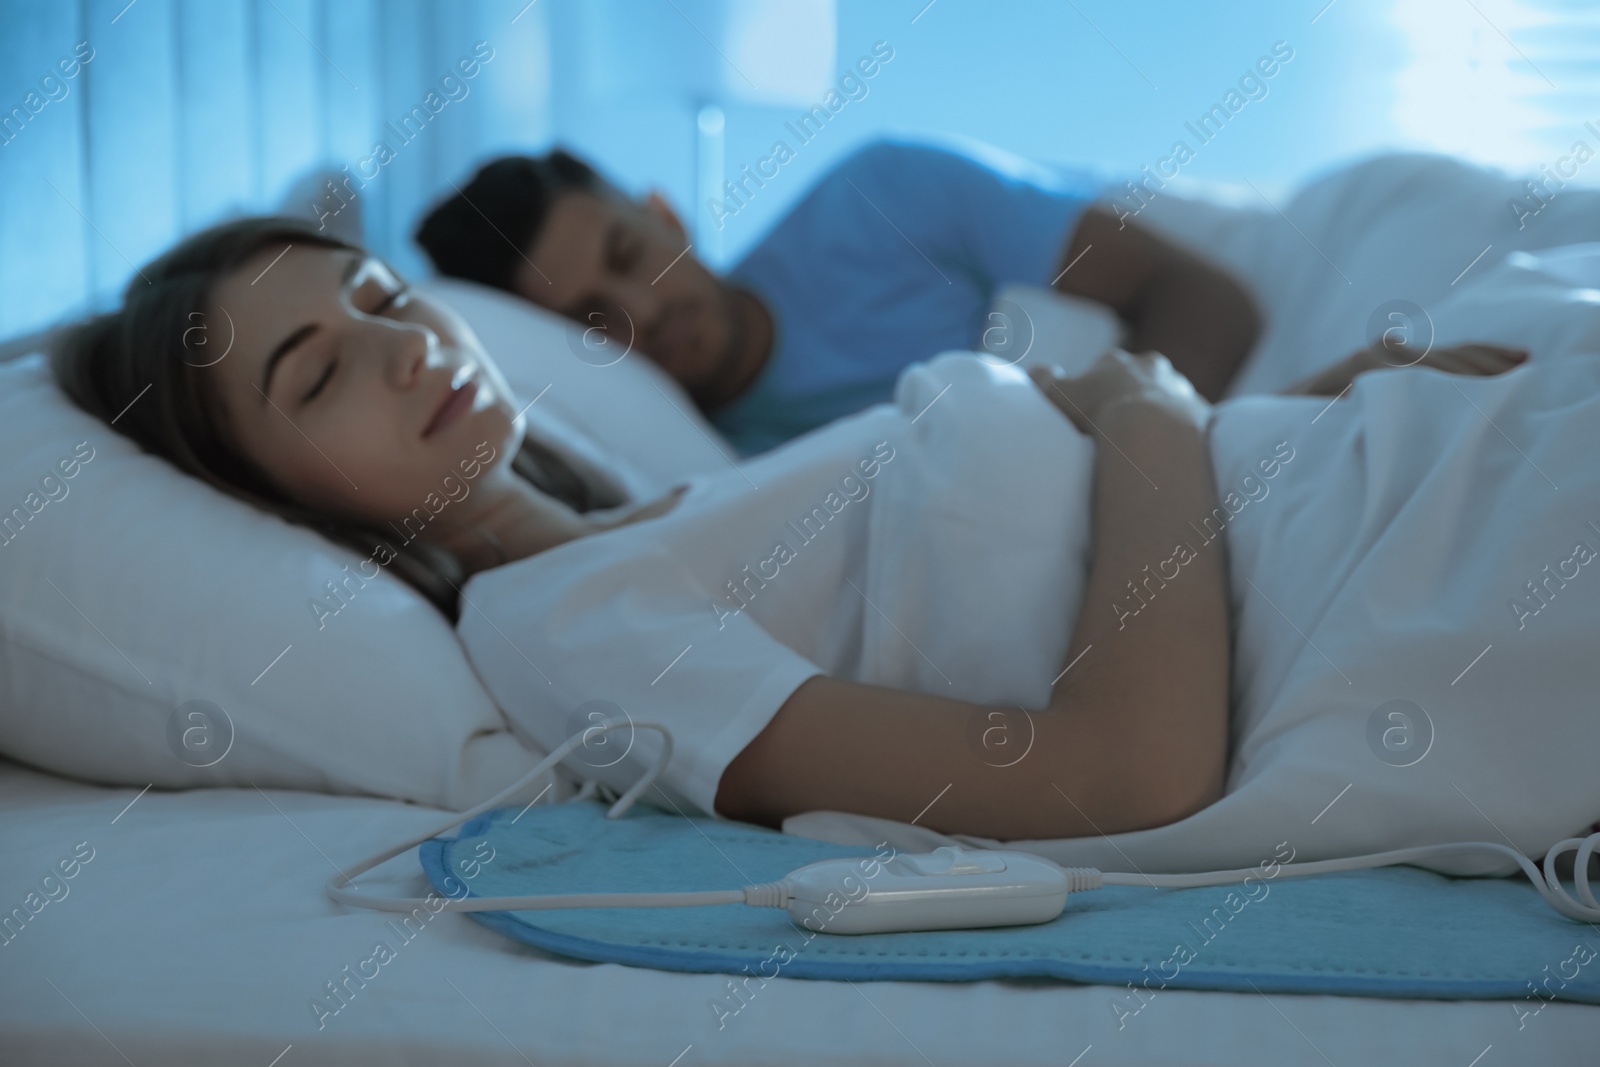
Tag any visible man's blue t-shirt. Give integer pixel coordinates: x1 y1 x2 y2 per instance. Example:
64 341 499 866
710 136 1105 455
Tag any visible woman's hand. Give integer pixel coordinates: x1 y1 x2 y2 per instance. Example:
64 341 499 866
1029 348 1212 436
1279 342 1529 397
727 348 1234 839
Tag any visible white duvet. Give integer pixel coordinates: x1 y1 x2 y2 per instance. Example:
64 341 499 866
787 225 1600 873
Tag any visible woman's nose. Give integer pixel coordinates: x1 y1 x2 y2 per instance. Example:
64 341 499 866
384 323 434 388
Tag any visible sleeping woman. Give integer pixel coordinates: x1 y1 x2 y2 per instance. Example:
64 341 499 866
51 217 1540 851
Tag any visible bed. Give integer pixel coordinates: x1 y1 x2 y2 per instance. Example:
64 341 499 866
6 154 1600 1064
6 753 1596 1065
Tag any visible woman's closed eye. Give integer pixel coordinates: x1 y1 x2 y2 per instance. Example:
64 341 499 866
299 273 409 403
348 256 409 316
371 284 409 314
349 280 408 319
303 356 337 403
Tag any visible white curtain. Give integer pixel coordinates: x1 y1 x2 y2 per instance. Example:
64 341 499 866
0 0 552 342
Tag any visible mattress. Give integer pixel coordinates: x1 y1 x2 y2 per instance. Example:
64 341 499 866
1 755 1593 1066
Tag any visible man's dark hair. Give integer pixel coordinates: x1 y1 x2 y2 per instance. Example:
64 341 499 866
414 149 606 292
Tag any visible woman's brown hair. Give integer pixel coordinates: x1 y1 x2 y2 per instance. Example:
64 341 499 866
49 215 597 622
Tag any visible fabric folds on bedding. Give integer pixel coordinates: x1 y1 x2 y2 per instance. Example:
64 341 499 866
802 248 1600 875
466 228 1600 878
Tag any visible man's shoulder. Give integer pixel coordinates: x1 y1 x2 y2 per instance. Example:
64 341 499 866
819 134 1090 200
729 139 964 266
823 134 991 188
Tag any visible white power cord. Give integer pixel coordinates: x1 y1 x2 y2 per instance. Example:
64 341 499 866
1096 838 1600 922
327 723 757 914
327 723 1600 933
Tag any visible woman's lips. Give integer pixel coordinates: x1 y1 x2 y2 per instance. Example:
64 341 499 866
423 378 477 438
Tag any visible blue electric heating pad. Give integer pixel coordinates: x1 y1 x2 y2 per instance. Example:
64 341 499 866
419 798 1600 1004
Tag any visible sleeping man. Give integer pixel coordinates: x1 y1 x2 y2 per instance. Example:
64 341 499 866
414 137 1524 455
413 137 1271 456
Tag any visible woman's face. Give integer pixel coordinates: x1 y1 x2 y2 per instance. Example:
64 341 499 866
207 243 523 523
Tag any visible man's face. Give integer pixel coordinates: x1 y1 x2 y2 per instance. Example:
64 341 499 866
516 190 735 392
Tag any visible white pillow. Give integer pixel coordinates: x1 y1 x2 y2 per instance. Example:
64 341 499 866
424 277 1114 471
0 281 732 808
989 282 1122 377
417 278 735 488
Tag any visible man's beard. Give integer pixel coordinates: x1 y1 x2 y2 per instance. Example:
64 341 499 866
683 284 750 411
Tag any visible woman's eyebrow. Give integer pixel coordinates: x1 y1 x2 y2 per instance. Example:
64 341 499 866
258 324 318 403
256 254 367 403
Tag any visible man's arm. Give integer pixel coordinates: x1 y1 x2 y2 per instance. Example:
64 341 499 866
717 360 1230 840
1053 206 1262 402
1279 341 1529 396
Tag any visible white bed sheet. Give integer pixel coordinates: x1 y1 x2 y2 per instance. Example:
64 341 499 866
1 756 1593 1066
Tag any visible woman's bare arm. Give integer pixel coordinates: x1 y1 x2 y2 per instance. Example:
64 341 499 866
1037 389 1231 829
717 352 1231 841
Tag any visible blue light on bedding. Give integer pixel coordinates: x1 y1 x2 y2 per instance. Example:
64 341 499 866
419 799 1600 1009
